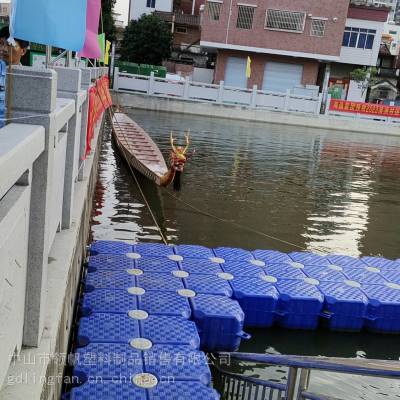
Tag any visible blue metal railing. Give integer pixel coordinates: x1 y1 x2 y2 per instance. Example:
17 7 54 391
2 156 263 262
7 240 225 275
212 353 400 400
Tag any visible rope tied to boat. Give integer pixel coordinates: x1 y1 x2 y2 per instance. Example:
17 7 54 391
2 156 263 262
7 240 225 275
94 82 169 245
162 188 310 252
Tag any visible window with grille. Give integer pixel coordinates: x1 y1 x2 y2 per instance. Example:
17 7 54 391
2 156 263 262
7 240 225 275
207 1 222 21
342 27 376 50
265 9 306 32
236 5 255 29
310 19 326 37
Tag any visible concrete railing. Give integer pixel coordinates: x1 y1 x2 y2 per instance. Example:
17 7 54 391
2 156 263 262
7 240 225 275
113 68 323 115
0 65 108 389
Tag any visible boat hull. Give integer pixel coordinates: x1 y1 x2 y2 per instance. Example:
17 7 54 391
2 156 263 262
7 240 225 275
111 112 169 186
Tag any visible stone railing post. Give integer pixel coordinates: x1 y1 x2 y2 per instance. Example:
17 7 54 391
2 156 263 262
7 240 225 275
316 93 323 115
284 89 291 111
8 66 58 347
148 72 155 95
250 85 257 108
217 80 224 104
79 67 93 181
53 66 85 229
113 67 119 90
183 79 190 99
325 94 332 115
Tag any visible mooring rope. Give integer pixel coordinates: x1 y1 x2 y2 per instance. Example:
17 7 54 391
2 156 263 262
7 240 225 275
0 113 50 121
95 81 168 245
162 188 309 251
120 141 169 246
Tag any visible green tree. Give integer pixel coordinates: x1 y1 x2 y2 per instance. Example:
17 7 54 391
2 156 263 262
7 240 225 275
350 67 378 95
101 0 116 42
120 15 172 65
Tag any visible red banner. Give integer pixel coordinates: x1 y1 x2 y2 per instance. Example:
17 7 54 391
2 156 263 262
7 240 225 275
329 99 400 118
85 76 113 158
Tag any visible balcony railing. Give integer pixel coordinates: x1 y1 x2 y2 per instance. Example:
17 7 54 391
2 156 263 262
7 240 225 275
154 11 200 27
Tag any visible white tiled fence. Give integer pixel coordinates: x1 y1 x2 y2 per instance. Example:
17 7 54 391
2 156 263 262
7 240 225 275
113 68 323 115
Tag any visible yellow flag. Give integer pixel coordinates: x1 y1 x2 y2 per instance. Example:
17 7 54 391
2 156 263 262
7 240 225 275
246 56 251 79
104 40 111 65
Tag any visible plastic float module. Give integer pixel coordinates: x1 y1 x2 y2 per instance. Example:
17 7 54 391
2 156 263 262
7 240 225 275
80 288 192 319
318 281 368 332
76 313 200 349
68 381 219 399
190 293 249 352
230 275 279 327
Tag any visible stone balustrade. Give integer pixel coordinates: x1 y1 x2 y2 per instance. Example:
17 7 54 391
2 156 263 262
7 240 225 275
0 65 109 399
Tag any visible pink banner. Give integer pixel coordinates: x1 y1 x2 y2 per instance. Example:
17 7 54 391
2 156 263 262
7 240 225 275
79 0 101 58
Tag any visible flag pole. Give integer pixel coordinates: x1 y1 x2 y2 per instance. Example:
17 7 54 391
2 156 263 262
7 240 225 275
66 51 72 67
110 41 116 83
45 45 52 68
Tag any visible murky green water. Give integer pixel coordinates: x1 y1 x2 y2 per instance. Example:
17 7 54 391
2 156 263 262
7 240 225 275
91 109 400 399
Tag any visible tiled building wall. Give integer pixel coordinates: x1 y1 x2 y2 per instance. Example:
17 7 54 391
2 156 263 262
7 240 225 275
201 0 350 58
173 26 201 47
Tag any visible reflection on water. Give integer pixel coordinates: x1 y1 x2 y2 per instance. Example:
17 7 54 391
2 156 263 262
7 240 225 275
91 110 400 399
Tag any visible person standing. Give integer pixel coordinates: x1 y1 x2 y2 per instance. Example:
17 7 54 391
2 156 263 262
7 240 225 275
0 26 29 128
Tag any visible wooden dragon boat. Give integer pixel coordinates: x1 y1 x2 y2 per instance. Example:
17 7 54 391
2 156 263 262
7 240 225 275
111 112 190 188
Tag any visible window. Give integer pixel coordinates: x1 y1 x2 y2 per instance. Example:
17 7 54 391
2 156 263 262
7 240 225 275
146 0 156 8
389 30 397 35
310 19 326 37
342 27 376 50
207 1 222 21
236 5 256 29
265 9 306 33
176 26 187 34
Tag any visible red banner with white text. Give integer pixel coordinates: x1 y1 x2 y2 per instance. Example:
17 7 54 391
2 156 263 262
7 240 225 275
85 76 112 158
329 99 400 118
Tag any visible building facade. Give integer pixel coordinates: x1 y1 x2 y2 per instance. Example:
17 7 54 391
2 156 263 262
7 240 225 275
129 0 173 20
329 4 390 101
200 0 350 92
200 0 391 103
0 1 9 27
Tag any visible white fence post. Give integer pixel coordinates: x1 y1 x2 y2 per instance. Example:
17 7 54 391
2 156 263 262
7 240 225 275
183 79 190 99
316 93 323 115
284 89 291 111
217 81 224 104
325 94 332 115
251 85 257 108
53 66 83 229
113 67 119 90
9 67 58 347
148 72 155 95
78 68 92 181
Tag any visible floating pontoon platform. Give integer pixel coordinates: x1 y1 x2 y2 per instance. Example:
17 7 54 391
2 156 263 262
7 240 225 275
67 241 400 399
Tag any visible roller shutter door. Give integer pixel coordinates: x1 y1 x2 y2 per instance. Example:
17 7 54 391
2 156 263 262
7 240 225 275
262 62 303 93
224 57 248 88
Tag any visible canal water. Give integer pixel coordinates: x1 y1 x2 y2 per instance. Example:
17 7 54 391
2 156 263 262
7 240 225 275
91 109 400 399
